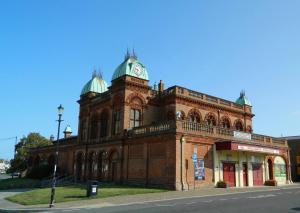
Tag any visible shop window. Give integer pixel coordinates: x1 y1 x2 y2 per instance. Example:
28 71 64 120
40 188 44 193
130 109 141 129
113 110 122 135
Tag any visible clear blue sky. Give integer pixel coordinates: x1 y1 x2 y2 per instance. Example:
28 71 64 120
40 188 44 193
1 0 299 160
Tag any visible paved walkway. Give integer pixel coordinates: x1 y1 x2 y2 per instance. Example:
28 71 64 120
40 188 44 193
1 184 300 212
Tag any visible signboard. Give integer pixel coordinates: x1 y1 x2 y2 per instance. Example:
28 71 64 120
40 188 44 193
192 153 198 162
194 159 205 180
234 131 251 141
237 145 280 154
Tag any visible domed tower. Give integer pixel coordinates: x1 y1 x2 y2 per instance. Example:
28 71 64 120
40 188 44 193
235 90 252 106
81 73 108 97
110 50 151 133
111 50 149 82
63 125 72 138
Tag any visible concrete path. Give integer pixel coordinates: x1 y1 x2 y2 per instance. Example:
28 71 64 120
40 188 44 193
0 189 29 210
0 184 300 212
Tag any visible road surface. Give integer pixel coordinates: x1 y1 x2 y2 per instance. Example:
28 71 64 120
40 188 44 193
44 187 300 213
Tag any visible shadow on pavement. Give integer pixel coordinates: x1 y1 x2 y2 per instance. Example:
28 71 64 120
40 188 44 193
291 208 300 211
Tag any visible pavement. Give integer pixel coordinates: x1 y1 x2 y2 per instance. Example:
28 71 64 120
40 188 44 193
0 184 300 213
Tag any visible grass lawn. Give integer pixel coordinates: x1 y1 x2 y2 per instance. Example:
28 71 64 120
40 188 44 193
6 184 168 205
0 178 41 190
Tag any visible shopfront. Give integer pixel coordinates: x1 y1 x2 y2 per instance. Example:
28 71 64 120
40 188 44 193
214 140 285 187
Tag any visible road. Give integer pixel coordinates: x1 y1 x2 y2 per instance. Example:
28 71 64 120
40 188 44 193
44 187 300 213
0 174 10 180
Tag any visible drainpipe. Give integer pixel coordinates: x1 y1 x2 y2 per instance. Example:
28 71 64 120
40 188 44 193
180 135 186 191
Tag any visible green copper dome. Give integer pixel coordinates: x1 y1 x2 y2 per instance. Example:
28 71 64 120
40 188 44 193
64 125 72 133
81 74 108 95
235 90 252 106
112 53 149 81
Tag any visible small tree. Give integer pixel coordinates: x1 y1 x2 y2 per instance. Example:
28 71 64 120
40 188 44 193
9 133 52 173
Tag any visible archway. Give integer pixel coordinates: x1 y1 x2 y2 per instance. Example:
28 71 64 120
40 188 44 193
98 152 104 180
76 152 83 181
109 151 119 182
268 159 273 180
88 152 96 180
34 155 40 167
48 154 55 169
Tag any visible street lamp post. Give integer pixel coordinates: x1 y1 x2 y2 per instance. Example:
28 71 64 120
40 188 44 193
49 104 64 208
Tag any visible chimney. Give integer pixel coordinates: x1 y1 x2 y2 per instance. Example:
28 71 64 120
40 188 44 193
158 80 164 93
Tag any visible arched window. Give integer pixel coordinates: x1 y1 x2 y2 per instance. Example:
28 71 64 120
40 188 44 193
235 120 244 131
205 113 217 126
130 108 141 128
90 114 99 139
113 110 122 135
220 117 231 129
80 119 87 141
189 112 200 123
100 110 109 138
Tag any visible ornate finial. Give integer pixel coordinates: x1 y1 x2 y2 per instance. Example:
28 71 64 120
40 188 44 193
132 48 137 59
124 48 138 61
92 69 97 77
124 48 130 61
98 70 103 79
92 68 103 79
240 90 246 98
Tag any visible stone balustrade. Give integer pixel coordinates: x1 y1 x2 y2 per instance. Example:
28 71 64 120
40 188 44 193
128 120 287 148
163 86 246 111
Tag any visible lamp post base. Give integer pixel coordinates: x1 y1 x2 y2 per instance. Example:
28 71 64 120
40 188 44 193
49 203 54 208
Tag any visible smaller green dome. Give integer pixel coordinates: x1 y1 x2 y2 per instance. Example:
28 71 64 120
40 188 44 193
236 90 252 106
112 52 149 81
81 74 108 95
64 125 72 133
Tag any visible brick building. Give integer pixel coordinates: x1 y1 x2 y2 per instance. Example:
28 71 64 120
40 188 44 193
29 52 291 190
281 136 300 182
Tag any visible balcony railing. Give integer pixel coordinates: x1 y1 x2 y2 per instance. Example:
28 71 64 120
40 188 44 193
127 120 287 148
163 86 247 111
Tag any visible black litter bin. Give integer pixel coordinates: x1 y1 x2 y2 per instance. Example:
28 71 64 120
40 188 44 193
87 180 99 197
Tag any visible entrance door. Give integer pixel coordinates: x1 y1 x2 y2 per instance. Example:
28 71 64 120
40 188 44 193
243 163 248 186
223 163 236 187
252 163 263 186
